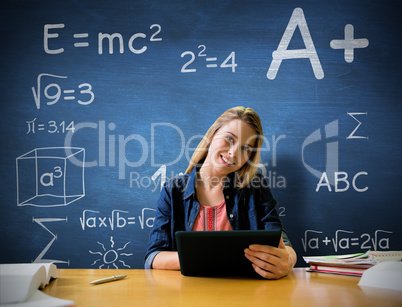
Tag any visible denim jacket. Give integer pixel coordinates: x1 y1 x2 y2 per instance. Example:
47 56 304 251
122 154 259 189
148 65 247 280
144 167 291 269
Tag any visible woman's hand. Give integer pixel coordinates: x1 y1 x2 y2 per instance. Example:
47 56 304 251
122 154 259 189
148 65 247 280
152 251 180 270
244 236 297 279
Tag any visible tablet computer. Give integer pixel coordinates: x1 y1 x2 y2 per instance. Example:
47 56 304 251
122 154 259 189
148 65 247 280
175 230 281 277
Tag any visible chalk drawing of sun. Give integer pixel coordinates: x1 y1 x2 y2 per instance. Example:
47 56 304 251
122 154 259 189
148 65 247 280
89 236 133 269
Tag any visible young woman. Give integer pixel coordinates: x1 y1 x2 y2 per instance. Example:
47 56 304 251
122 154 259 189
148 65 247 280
145 106 297 279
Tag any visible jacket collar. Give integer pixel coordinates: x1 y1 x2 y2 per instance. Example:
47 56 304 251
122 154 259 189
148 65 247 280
183 167 197 200
182 166 237 200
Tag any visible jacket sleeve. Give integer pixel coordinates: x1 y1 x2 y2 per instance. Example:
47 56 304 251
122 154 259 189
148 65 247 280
253 174 293 247
144 181 174 269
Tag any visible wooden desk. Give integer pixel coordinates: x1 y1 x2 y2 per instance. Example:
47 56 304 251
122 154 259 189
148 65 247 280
42 268 402 306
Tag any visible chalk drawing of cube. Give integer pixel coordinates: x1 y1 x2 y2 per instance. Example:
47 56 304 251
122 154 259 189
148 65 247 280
16 147 85 207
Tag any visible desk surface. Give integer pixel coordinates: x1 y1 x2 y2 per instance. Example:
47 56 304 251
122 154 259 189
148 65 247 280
43 268 402 306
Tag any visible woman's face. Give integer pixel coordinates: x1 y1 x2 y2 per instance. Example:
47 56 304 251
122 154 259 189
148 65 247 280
207 119 257 176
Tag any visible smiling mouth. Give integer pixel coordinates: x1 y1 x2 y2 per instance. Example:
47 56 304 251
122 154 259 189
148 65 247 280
221 155 234 166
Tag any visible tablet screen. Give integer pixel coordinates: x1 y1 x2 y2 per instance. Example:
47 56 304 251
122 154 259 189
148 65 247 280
175 230 282 277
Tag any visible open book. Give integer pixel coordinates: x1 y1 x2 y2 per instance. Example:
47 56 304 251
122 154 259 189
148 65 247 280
0 263 74 306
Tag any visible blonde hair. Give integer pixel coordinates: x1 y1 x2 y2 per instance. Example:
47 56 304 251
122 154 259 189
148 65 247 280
185 106 263 188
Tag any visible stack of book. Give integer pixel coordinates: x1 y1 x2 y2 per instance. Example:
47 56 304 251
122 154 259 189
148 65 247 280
303 250 402 276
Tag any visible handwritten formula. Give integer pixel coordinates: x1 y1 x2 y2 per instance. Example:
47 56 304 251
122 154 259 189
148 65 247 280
80 208 156 231
302 229 393 253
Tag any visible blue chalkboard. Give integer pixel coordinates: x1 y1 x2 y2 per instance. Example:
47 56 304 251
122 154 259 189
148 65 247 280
0 0 401 268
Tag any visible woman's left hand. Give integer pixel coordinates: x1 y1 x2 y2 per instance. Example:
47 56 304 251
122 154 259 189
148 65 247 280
244 236 296 279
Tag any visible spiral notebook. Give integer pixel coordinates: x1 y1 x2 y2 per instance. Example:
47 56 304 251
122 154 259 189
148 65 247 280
303 250 402 266
303 250 402 276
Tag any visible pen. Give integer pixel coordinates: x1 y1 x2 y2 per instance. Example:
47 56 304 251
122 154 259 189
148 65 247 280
90 274 127 285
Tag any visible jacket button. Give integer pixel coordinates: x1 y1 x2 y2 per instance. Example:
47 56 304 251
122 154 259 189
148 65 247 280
229 214 234 219
226 195 229 199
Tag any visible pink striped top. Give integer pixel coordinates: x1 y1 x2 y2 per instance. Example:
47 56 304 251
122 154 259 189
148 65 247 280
192 200 233 231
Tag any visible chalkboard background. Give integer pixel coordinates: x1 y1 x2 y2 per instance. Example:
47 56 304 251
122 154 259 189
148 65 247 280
1 0 401 268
